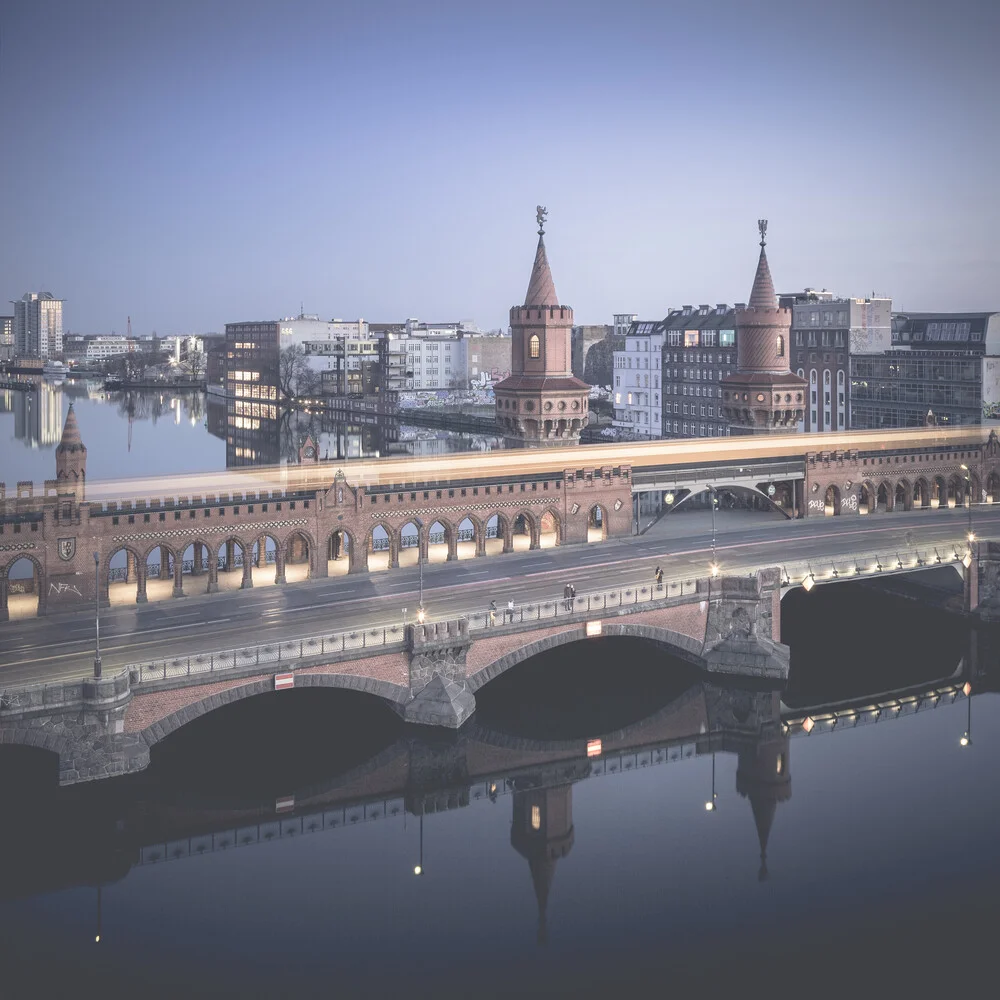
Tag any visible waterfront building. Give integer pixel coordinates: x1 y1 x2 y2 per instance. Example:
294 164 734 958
0 315 12 347
85 335 138 361
494 209 590 445
720 222 806 435
850 311 1000 428
13 292 63 360
660 305 739 439
782 289 891 432
613 319 665 437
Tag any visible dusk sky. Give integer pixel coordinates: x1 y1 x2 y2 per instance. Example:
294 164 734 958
2 0 997 336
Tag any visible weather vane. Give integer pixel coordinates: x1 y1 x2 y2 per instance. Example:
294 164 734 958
758 218 768 247
536 205 548 235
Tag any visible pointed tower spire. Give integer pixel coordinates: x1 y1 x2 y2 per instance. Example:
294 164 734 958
55 402 87 496
524 206 559 307
748 218 776 310
57 403 85 453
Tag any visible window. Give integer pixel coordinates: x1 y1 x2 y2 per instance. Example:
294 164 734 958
776 335 784 357
529 335 540 359
531 805 541 830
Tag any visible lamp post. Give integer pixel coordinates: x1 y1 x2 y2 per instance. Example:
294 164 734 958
705 752 717 811
412 517 425 621
960 464 974 543
93 552 102 679
707 485 718 576
960 683 972 747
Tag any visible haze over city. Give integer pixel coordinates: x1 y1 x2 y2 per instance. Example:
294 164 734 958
2 0 997 337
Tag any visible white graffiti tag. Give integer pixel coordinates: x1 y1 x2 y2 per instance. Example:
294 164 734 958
48 582 83 597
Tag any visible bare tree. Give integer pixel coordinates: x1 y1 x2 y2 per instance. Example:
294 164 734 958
181 350 206 379
278 344 319 400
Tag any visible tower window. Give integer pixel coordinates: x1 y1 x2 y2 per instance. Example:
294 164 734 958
531 805 541 830
529 335 540 359
776 335 785 357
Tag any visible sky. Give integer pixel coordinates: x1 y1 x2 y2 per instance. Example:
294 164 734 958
1 0 998 336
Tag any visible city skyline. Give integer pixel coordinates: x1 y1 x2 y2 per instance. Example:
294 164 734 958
1 0 998 336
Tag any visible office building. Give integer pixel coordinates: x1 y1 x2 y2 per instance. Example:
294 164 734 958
851 311 1000 428
14 292 63 359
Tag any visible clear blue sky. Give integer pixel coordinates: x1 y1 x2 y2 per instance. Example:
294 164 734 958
1 0 997 336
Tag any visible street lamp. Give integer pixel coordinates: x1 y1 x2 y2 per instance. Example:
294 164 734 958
960 682 972 747
960 464 974 542
707 485 718 577
93 552 102 679
705 752 718 811
412 516 425 621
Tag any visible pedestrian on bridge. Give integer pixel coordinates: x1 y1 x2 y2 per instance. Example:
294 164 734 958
489 600 497 627
655 566 663 589
506 599 515 623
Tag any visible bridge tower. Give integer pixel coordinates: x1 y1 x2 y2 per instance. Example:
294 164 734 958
55 403 87 498
721 221 806 435
736 733 791 880
510 783 575 944
494 208 591 447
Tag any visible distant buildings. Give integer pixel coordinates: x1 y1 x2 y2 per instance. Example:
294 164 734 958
613 319 665 437
13 292 63 359
85 335 137 360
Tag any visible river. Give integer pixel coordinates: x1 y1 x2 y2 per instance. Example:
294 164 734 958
0 585 997 996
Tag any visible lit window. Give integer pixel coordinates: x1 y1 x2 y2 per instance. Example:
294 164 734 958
531 805 541 830
776 335 785 357
776 753 785 775
529 335 540 359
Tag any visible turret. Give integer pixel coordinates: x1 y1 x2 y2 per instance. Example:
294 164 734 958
55 403 87 498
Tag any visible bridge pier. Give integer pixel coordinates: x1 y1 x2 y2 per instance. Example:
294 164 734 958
206 556 219 594
402 619 476 728
172 557 184 598
136 565 148 603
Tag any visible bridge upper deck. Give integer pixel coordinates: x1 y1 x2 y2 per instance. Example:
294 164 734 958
3 425 990 505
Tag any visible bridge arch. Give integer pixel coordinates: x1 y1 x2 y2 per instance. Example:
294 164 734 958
178 539 214 596
368 522 396 572
249 533 281 585
931 475 946 508
137 674 411 752
876 481 891 513
540 508 561 547
326 527 355 576
987 471 1000 503
1 553 44 619
587 504 608 543
215 536 251 591
466 624 706 694
858 482 876 515
283 528 315 582
895 478 912 512
947 474 965 509
485 511 510 554
427 518 454 563
103 543 145 606
823 484 841 515
457 514 481 559
511 511 536 551
913 477 930 509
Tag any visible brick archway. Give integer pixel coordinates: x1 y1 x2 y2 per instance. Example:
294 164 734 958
0 552 46 620
466 624 707 694
133 673 412 752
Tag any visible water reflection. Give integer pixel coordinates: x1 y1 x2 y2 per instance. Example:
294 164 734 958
0 377 63 448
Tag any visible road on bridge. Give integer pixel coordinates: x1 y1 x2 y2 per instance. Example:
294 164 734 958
0 505 988 688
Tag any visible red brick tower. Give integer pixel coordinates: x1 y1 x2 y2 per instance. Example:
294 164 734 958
55 403 87 498
721 221 806 434
494 207 591 446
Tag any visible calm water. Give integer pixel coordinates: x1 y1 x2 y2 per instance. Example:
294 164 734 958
0 380 501 485
1 586 998 997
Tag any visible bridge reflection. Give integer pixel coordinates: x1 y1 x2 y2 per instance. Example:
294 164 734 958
1 653 990 945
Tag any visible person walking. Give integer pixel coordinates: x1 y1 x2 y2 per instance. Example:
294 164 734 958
506 598 515 623
655 566 663 588
489 600 497 626
563 583 573 611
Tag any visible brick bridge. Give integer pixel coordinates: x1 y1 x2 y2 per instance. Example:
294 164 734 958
2 405 999 621
0 570 787 784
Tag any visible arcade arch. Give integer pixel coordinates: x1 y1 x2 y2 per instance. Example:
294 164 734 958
823 484 841 516
3 555 41 620
327 528 353 576
588 504 607 543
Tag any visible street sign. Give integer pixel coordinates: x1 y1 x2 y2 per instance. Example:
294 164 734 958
275 796 295 813
274 672 295 691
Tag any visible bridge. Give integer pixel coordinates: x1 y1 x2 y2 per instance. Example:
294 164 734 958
2 411 1000 623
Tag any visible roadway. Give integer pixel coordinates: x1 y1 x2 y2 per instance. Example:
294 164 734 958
0 504 991 688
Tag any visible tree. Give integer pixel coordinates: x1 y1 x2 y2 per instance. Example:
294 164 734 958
181 350 206 379
278 343 320 400
105 349 169 383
